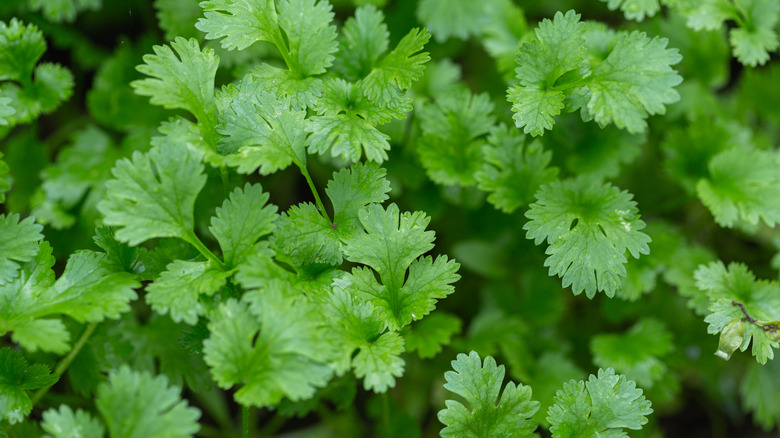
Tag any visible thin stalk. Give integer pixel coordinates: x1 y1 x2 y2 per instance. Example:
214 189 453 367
185 231 226 270
242 406 250 438
300 165 332 224
31 322 99 406
219 166 230 198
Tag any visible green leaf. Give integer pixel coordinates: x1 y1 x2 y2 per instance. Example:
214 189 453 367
341 203 460 330
600 0 661 21
197 0 336 76
98 142 206 246
41 405 104 438
547 368 653 438
131 37 219 140
438 351 540 438
404 312 462 359
475 124 558 213
0 19 45 82
695 262 780 364
0 98 13 126
728 0 779 66
696 148 780 227
416 0 490 42
0 348 58 425
96 366 200 438
352 331 405 392
0 213 43 284
308 78 395 163
508 11 682 135
508 10 586 136
146 260 230 325
336 5 390 80
26 0 100 23
204 292 332 408
154 0 203 41
362 27 430 106
417 87 495 186
274 162 392 269
590 319 674 388
197 0 280 51
277 0 338 76
586 30 683 133
327 162 392 234
741 358 780 431
217 79 308 175
210 183 278 268
524 177 651 298
10 319 70 354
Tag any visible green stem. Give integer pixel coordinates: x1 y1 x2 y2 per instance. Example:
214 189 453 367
242 405 250 438
219 166 230 198
300 165 332 224
185 231 226 270
271 32 297 74
31 322 99 406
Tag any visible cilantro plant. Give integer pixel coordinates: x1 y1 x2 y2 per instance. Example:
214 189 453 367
2 0 780 436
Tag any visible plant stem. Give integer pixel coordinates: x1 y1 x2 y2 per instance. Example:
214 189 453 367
185 231 226 270
300 165 333 224
242 405 250 438
31 322 99 406
219 166 230 198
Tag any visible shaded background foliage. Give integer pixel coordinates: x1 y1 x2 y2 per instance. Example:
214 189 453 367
2 0 780 437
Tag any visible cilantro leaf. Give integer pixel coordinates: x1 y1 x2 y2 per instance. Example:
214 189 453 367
217 79 308 175
341 203 460 330
26 0 100 23
741 359 780 431
41 405 105 438
146 260 229 325
352 331 405 393
98 142 206 246
438 351 540 438
0 213 43 284
417 87 495 186
210 183 278 269
416 0 490 42
277 0 338 76
95 366 201 438
404 312 462 359
508 10 682 135
322 287 406 391
547 368 653 438
0 19 74 126
272 163 390 270
685 0 779 66
475 124 559 213
696 148 780 227
508 10 586 136
327 162 392 234
362 27 431 106
336 5 390 80
586 30 683 133
197 0 337 76
131 37 219 144
590 319 674 388
0 348 58 425
524 177 651 298
600 0 661 21
308 78 403 163
694 262 780 364
204 292 332 408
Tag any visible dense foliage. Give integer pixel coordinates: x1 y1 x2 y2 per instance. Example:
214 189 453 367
2 0 780 436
